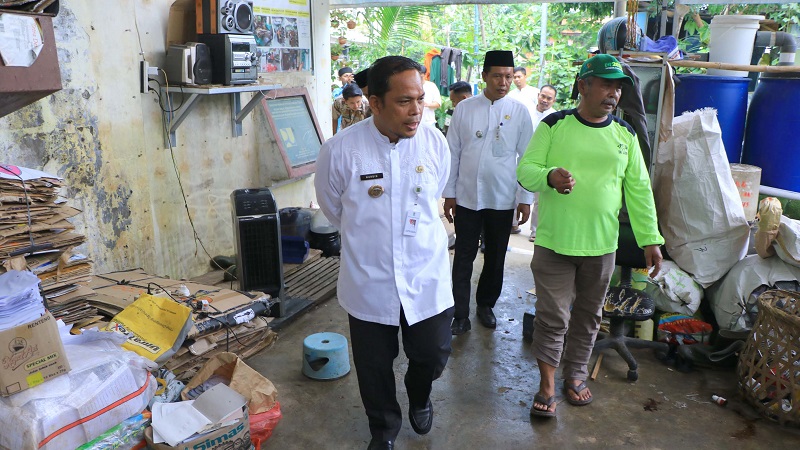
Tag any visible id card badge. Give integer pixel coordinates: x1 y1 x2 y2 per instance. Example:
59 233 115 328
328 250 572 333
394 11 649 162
404 210 421 237
492 134 506 156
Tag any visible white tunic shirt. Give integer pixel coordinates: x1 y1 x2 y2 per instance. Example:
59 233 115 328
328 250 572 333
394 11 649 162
531 106 556 131
507 85 539 109
444 92 535 210
314 118 454 326
422 80 442 126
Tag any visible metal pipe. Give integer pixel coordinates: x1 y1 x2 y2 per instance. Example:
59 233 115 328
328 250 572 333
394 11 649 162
760 185 800 202
755 31 797 65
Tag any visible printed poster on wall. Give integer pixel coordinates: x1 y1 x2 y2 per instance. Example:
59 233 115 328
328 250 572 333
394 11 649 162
253 0 312 73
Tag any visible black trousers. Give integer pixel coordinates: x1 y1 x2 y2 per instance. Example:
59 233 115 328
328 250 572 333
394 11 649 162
452 205 514 319
349 306 454 441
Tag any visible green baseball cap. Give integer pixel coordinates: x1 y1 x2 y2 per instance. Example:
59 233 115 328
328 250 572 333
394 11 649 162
578 54 633 85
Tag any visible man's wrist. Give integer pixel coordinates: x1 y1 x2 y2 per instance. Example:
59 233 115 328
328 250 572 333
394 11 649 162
546 169 556 188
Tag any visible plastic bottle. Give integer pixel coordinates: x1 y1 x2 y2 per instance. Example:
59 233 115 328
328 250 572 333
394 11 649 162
634 319 654 341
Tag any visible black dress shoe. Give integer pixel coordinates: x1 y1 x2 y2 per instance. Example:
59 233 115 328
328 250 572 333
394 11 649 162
409 399 433 435
476 306 496 329
451 317 471 335
367 439 394 450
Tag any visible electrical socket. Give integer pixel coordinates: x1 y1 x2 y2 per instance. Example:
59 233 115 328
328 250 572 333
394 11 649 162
140 60 149 94
139 60 160 94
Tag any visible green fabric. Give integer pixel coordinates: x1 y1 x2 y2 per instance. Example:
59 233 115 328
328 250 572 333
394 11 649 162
517 109 664 256
429 55 454 96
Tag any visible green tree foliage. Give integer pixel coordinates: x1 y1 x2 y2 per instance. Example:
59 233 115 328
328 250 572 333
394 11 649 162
335 3 797 108
336 4 612 110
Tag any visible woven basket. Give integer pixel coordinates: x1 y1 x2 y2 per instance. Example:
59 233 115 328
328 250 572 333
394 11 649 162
737 290 800 427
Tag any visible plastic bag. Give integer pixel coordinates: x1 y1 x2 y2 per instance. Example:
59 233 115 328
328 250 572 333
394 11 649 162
76 411 151 450
657 315 712 345
250 402 282 448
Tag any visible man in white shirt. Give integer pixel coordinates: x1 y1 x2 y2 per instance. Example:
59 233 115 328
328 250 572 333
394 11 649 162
507 66 539 111
419 66 442 128
524 84 558 242
443 50 534 334
315 56 454 450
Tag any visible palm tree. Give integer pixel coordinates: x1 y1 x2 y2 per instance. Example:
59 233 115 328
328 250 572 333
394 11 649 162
353 6 429 65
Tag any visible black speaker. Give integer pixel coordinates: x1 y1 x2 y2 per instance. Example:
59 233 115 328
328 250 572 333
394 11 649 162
231 188 285 316
196 0 254 35
192 43 212 85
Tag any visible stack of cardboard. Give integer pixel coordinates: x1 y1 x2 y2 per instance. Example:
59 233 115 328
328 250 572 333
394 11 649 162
88 269 277 381
0 165 97 324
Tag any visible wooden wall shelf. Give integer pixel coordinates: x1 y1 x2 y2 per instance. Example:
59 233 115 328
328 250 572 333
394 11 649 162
0 15 62 119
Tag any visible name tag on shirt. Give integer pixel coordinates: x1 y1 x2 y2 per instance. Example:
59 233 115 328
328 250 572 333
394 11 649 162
404 210 420 236
360 173 383 181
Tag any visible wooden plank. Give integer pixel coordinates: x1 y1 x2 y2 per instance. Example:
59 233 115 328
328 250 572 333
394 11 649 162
590 354 604 381
191 254 340 311
285 256 338 278
286 264 339 296
284 259 338 287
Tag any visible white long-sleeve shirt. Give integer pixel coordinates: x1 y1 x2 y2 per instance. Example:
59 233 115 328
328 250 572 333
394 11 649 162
444 92 534 210
314 118 454 326
531 106 556 130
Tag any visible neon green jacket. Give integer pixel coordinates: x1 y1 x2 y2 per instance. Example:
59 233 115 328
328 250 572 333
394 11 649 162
517 109 664 256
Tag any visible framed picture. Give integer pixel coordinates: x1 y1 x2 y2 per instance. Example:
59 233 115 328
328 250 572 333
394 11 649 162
260 87 324 178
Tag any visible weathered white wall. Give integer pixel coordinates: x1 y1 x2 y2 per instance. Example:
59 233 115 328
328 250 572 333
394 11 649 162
0 0 334 279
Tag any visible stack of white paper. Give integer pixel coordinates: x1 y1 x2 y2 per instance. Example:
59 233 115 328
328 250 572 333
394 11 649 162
0 270 45 331
151 383 247 447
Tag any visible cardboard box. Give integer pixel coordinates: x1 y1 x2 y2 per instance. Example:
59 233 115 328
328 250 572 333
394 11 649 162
144 408 252 450
0 312 70 396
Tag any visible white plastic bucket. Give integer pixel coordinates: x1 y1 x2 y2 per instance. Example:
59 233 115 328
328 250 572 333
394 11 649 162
708 15 764 77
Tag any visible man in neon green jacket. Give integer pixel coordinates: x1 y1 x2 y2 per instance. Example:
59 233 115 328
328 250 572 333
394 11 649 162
517 54 664 418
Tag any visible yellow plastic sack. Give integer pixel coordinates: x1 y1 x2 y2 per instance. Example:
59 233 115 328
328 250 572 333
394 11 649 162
105 294 193 363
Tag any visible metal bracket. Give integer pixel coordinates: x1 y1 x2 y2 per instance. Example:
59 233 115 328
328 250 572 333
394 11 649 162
162 84 282 147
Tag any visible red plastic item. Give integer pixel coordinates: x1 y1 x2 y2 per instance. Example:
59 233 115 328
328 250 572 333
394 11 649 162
250 402 282 448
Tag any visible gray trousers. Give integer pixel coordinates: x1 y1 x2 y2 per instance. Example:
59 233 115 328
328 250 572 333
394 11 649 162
530 246 615 381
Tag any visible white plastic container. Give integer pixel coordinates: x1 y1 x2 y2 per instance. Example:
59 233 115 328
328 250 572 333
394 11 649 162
730 163 762 222
708 15 764 77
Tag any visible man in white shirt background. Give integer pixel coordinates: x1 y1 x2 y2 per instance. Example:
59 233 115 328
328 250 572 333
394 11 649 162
420 66 442 129
507 66 539 111
315 56 454 450
443 50 534 335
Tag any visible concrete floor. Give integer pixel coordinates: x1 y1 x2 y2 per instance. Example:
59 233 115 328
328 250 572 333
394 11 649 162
247 228 800 449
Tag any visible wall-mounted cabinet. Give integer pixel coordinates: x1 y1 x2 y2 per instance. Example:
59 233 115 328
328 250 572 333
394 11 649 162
0 14 62 119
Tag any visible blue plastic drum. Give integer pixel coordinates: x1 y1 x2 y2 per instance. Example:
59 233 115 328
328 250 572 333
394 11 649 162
742 74 800 191
674 74 750 164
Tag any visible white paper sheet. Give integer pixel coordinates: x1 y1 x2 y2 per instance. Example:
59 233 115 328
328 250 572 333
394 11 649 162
150 383 247 446
0 13 44 67
151 401 211 446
